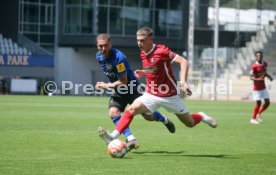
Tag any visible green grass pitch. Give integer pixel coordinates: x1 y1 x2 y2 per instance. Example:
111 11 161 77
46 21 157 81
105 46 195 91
0 95 275 175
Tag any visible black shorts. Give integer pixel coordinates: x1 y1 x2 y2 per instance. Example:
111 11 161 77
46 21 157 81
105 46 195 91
108 90 142 112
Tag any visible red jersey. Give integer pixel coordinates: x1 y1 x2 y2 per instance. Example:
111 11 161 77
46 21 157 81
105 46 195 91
251 61 268 90
140 44 177 97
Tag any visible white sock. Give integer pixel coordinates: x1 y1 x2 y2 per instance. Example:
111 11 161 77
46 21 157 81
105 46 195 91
163 116 169 124
127 135 136 141
199 112 208 122
110 130 120 139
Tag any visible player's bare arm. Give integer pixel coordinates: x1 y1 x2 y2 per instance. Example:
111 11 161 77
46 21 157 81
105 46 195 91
249 70 265 81
171 55 192 95
265 72 273 81
250 75 265 81
171 55 188 83
96 72 128 89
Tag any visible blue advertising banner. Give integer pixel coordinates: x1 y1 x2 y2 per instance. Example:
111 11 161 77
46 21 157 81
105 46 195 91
0 54 54 67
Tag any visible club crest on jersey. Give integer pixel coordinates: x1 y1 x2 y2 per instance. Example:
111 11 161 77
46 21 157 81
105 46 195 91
169 52 176 59
151 57 155 63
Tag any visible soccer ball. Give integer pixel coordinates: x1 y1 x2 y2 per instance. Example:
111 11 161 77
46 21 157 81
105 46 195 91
107 139 127 158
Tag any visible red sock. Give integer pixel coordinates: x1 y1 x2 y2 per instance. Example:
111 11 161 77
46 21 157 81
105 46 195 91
115 111 134 134
192 113 202 125
252 104 260 119
258 104 269 115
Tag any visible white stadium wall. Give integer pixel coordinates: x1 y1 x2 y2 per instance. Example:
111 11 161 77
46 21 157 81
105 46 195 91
54 47 100 95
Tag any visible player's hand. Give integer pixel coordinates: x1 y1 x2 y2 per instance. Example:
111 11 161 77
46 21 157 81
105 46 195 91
134 70 145 79
179 81 192 96
254 76 265 81
259 76 265 80
95 82 107 89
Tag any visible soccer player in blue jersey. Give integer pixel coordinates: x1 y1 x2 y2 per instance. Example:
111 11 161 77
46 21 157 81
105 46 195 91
95 34 175 152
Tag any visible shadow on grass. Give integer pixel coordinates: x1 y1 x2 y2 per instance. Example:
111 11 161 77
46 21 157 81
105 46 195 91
132 151 234 159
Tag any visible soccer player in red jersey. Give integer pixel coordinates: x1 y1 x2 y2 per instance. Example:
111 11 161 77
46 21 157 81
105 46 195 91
98 27 217 145
249 51 273 124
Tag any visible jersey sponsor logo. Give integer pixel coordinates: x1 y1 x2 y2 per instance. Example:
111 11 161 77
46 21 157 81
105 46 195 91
151 57 155 63
104 71 116 78
116 62 126 73
143 67 157 72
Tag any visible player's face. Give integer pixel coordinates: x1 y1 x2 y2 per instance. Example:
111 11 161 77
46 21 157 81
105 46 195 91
137 35 152 52
255 53 262 62
97 38 112 58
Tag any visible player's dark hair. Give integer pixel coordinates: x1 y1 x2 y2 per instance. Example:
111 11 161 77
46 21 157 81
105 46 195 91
255 51 263 56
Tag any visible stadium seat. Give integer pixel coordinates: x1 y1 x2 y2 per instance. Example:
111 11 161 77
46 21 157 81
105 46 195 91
23 48 27 55
0 33 32 55
18 47 23 55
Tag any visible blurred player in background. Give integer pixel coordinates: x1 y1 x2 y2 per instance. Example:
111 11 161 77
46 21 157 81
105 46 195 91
95 34 175 151
249 51 273 124
98 27 217 144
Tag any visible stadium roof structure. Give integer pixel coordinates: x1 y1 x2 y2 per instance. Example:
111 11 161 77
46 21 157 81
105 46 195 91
208 7 276 31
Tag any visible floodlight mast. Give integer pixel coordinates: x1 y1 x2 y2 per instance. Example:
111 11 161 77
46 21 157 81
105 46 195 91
213 0 220 101
188 0 195 71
